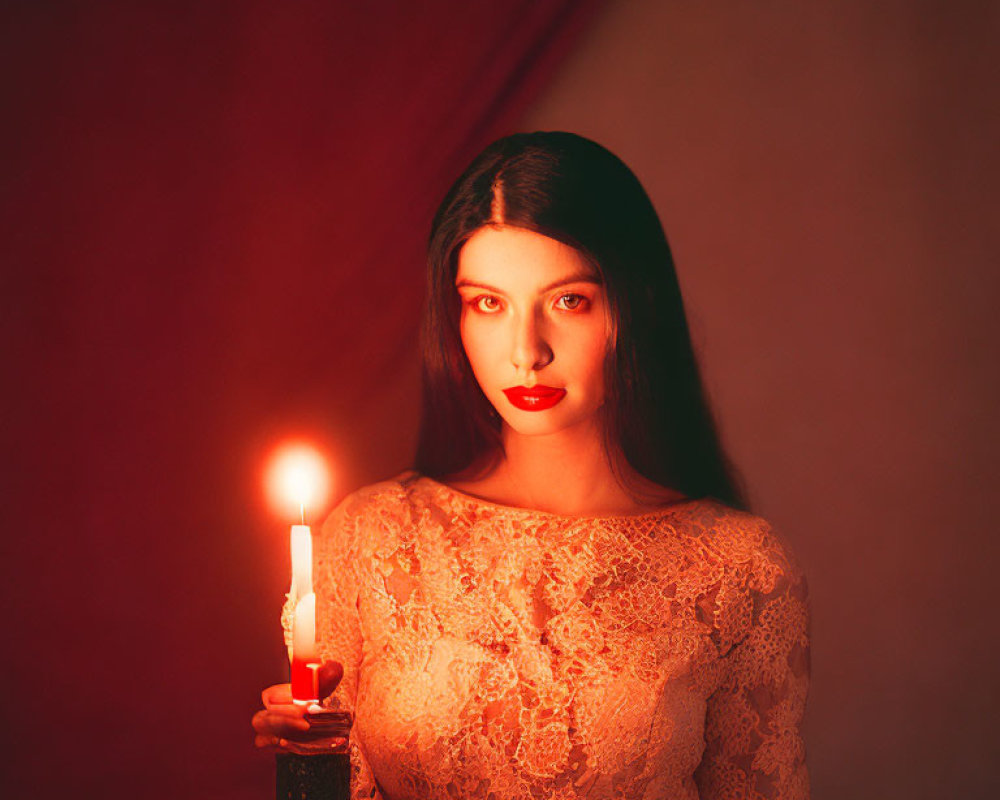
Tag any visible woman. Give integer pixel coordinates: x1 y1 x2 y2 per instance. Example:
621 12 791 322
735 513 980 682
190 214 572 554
253 132 810 799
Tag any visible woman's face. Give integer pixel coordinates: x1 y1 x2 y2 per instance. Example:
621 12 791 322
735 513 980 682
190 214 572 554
456 226 612 438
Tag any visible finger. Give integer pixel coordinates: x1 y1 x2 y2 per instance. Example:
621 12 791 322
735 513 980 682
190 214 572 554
253 709 302 734
271 719 312 738
252 709 293 735
318 660 344 699
254 733 281 749
256 734 295 750
252 709 311 738
267 706 310 723
251 710 268 734
268 709 312 736
262 683 293 708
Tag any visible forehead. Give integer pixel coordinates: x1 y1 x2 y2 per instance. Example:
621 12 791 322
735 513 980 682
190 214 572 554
456 226 599 288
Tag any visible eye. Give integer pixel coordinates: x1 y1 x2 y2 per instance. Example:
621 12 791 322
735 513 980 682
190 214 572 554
554 293 589 312
473 295 502 313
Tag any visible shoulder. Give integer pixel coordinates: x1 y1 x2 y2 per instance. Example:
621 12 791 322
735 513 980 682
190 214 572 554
315 472 416 552
681 500 806 594
328 471 418 518
686 504 810 665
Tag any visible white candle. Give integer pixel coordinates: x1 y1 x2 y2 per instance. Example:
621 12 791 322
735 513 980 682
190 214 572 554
265 441 331 703
290 520 318 700
290 524 313 600
292 592 317 662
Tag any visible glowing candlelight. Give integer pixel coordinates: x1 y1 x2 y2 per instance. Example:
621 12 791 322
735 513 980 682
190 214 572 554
266 443 330 523
265 442 331 705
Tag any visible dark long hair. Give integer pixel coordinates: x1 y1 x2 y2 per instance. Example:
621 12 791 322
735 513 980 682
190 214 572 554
415 132 748 510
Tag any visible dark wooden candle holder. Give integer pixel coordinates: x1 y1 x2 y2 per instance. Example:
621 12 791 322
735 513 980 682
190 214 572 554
274 710 352 800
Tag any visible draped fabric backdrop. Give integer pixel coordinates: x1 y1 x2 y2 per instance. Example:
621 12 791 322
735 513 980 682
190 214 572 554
1 3 601 798
5 2 998 799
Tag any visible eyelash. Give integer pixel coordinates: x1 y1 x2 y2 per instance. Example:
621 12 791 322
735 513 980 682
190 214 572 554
467 293 591 314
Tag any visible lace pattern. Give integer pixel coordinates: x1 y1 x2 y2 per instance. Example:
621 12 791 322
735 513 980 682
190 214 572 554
283 473 810 799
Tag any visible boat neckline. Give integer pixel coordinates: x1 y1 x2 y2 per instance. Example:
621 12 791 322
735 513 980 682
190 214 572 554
415 475 706 521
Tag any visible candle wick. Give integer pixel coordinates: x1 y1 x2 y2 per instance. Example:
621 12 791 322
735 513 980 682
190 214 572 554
300 501 305 526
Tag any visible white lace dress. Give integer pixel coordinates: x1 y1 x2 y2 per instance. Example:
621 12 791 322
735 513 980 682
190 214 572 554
284 473 810 799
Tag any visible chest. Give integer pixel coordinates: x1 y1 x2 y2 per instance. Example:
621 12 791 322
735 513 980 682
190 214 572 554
351 525 725 791
361 519 725 656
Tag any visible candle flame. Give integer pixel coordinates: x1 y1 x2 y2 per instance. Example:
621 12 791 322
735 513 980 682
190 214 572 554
265 442 331 522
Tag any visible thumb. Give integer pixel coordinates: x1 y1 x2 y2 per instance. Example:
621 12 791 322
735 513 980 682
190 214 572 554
318 660 344 699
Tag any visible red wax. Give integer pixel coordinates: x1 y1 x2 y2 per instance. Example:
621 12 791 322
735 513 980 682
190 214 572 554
291 656 320 703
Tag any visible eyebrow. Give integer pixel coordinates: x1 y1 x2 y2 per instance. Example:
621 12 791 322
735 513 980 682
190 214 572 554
455 271 602 294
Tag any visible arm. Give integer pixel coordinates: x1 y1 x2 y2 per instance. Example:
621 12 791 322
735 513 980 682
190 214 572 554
695 533 811 799
312 493 381 799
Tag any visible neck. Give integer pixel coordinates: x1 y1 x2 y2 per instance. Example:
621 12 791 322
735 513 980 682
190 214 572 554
497 418 636 515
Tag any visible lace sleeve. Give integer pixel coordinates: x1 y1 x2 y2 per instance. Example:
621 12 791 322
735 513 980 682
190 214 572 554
695 525 811 799
312 494 382 800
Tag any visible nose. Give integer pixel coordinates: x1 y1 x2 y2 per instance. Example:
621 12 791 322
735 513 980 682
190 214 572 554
510 308 553 380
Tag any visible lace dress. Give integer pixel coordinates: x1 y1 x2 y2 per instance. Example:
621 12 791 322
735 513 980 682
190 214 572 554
285 473 810 799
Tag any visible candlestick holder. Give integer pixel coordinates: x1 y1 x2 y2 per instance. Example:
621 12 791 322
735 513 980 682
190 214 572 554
275 710 352 800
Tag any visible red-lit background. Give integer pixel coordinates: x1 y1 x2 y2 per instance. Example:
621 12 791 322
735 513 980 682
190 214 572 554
3 2 997 799
1 2 599 797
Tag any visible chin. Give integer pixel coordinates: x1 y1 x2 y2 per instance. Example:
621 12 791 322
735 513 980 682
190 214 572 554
500 408 598 438
502 418 563 437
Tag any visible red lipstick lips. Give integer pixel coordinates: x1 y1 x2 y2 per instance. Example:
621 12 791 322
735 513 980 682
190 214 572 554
502 385 567 411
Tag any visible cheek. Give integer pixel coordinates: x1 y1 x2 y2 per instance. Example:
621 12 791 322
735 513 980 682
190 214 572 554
460 319 499 380
560 327 610 386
